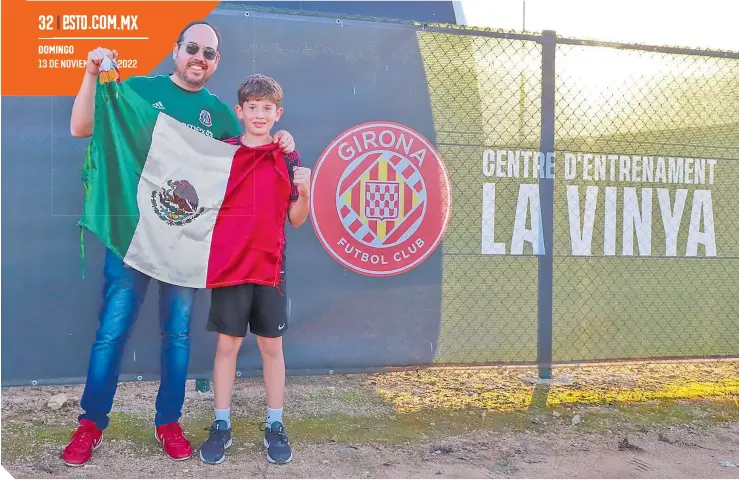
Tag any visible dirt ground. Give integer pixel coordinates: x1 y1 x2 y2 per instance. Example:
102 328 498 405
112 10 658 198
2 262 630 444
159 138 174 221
2 369 739 479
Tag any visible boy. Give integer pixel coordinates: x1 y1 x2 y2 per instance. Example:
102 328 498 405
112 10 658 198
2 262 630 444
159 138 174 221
199 74 311 465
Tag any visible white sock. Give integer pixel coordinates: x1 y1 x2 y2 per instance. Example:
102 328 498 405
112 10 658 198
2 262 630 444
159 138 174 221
215 407 231 429
266 407 283 426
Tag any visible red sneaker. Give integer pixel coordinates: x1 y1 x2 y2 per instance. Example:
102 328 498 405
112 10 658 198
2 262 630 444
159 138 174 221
61 419 103 467
155 422 192 461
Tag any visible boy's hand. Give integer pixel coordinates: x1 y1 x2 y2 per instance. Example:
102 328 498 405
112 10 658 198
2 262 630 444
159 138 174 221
273 130 295 153
293 166 312 197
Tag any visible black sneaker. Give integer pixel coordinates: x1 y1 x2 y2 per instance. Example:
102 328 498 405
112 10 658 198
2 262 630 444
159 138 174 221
263 421 292 464
199 420 232 464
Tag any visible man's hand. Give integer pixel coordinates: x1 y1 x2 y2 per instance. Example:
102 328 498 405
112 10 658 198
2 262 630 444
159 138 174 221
273 130 295 153
293 166 312 197
86 47 118 76
71 47 117 137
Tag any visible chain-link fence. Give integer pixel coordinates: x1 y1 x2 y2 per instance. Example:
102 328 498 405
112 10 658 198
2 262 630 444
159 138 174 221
552 39 739 365
419 28 543 366
416 24 739 371
395 19 739 409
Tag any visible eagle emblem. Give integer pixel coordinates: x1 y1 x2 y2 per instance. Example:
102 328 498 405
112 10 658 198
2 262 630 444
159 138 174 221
151 179 205 226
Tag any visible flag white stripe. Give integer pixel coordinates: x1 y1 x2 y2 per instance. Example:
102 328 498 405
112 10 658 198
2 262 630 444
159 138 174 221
124 114 239 288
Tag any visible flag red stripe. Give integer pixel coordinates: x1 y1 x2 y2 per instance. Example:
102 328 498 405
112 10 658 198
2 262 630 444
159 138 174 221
206 146 290 288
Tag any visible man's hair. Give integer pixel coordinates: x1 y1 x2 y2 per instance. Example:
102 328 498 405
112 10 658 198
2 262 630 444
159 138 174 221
176 20 222 51
237 74 283 106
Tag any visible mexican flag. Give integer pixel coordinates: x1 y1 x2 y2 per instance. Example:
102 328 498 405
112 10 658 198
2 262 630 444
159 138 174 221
78 58 290 289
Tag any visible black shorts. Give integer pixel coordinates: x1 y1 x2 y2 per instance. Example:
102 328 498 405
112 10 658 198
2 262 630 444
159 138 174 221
207 280 288 338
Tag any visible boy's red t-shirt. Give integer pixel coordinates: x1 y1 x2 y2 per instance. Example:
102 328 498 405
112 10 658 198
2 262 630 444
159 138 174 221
205 136 302 289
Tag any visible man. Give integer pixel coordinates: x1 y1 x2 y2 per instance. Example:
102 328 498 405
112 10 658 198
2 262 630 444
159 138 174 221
62 20 296 467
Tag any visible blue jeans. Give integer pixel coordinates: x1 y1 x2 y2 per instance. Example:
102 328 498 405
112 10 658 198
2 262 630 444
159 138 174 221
79 249 197 430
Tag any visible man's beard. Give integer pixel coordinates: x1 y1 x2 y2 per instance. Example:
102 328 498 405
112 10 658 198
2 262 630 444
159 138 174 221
174 61 210 88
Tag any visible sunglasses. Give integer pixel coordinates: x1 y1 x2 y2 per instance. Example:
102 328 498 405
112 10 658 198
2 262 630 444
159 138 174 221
179 42 218 61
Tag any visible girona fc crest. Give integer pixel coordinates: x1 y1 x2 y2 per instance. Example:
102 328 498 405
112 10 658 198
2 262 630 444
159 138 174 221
310 122 452 276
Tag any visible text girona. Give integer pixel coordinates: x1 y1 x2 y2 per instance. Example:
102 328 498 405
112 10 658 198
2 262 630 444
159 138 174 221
337 129 427 166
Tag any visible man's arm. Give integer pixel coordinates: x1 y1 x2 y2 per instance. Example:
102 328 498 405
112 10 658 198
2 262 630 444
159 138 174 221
273 130 295 154
70 47 118 138
70 72 98 137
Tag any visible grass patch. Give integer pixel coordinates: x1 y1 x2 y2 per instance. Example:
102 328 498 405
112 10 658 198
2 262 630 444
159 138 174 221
338 388 387 407
568 398 739 435
1 412 155 463
2 366 738 467
284 409 533 445
2 393 738 466
370 363 739 413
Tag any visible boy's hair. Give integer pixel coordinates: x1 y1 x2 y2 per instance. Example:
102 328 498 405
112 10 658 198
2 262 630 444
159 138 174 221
237 74 283 107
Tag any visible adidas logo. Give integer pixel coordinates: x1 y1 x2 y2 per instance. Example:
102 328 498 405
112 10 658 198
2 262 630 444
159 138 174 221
152 102 165 110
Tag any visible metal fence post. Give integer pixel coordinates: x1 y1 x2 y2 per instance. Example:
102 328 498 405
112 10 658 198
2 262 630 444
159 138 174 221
537 30 556 379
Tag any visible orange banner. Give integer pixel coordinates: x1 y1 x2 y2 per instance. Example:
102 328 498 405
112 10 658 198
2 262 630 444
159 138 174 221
2 0 221 96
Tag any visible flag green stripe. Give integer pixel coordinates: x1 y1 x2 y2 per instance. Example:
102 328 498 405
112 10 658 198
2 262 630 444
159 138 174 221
78 80 160 260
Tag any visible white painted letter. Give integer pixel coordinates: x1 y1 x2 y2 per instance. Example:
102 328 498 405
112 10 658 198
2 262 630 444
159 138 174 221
623 187 652 256
565 153 577 180
481 183 506 255
686 190 717 256
511 184 544 255
657 188 687 257
567 185 598 256
482 150 495 177
604 187 617 256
